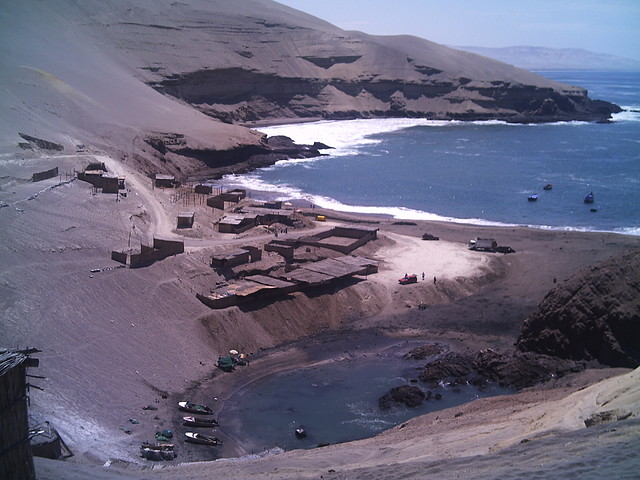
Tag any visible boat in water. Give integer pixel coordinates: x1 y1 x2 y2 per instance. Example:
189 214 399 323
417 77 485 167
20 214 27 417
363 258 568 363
178 401 213 415
527 194 539 201
543 184 553 190
184 432 223 446
584 192 595 204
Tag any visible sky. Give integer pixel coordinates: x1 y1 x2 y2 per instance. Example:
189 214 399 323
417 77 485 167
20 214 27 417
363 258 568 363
276 0 640 61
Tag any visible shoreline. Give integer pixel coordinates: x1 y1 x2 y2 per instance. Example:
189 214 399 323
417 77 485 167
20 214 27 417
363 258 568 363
4 150 639 479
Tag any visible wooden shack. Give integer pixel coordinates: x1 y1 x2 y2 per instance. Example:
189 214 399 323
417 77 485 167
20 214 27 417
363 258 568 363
154 174 176 188
0 348 40 480
194 184 213 195
299 225 378 254
177 212 195 228
218 214 258 234
206 189 247 210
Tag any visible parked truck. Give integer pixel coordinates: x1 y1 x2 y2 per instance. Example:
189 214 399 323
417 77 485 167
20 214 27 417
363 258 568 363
468 238 497 252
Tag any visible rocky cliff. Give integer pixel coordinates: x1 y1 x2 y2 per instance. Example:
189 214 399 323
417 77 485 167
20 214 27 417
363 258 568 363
517 248 640 368
82 0 618 124
0 0 621 179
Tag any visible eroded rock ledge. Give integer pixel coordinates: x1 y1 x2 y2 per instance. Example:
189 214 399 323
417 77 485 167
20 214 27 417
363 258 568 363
138 132 328 180
150 67 621 125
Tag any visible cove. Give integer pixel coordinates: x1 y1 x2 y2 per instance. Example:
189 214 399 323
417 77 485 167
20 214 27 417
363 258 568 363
217 344 512 454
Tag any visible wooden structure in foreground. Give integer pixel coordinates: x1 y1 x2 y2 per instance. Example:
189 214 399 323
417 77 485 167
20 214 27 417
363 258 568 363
0 348 40 480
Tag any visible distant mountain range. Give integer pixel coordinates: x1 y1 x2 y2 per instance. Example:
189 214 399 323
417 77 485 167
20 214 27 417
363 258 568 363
454 46 640 71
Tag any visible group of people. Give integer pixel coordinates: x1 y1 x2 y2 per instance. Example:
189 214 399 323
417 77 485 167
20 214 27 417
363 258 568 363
420 272 437 284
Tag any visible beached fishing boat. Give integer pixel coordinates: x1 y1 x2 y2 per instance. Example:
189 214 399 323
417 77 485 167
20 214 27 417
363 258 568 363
184 432 222 446
584 192 595 203
182 415 219 428
178 401 213 415
139 442 175 461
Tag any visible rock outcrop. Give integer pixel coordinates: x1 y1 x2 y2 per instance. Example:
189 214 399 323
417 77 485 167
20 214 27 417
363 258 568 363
410 248 640 390
516 248 640 368
379 385 426 410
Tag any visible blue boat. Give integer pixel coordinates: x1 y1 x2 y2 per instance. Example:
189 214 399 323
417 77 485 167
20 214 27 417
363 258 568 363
528 194 538 201
584 192 594 204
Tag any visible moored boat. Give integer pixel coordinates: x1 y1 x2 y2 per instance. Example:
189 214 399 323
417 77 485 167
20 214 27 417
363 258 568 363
295 426 307 438
184 432 222 446
178 401 213 415
183 415 219 427
543 184 553 190
527 194 538 201
584 192 595 203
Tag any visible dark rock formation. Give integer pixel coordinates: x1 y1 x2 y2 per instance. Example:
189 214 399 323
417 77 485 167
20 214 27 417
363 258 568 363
139 132 328 179
412 248 640 391
416 348 584 390
379 385 425 410
403 343 448 360
516 248 640 368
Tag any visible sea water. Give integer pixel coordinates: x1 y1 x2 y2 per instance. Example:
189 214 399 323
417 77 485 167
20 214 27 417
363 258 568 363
222 71 640 235
219 351 510 453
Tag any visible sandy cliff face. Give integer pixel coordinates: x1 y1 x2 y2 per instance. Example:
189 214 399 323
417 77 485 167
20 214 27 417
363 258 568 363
517 248 640 367
85 0 617 124
0 0 620 176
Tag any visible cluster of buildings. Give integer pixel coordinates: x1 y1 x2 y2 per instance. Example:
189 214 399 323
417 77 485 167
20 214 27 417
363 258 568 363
199 225 379 309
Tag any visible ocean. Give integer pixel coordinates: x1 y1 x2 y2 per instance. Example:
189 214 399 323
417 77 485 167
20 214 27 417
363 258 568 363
222 71 640 235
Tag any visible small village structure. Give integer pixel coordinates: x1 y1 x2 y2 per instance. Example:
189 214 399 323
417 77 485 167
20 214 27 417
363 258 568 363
0 348 40 480
200 225 380 309
154 174 177 188
111 237 185 268
264 239 297 262
218 213 259 234
194 184 213 195
77 168 124 194
206 189 246 210
177 211 195 228
210 246 262 268
197 255 378 309
298 225 379 254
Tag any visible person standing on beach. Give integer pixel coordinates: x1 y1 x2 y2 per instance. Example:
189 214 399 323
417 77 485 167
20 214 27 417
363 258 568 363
433 276 437 284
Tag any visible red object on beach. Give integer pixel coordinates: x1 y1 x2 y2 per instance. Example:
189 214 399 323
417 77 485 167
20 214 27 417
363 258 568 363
399 274 418 285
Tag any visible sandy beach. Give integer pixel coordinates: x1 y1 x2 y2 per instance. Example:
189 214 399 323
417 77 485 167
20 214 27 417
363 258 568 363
2 149 640 479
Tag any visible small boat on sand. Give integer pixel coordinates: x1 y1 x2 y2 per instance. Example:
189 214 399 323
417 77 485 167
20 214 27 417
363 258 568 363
178 401 213 415
527 194 538 201
183 415 219 428
140 442 175 461
185 432 223 446
584 192 595 203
